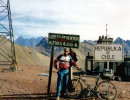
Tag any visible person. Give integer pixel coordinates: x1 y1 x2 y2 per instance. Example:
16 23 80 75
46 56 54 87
54 48 80 100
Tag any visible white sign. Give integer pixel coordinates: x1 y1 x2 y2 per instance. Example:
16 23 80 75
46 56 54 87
94 44 124 62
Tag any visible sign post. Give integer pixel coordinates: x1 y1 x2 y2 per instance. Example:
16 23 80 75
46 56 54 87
47 46 54 95
94 44 124 75
47 33 80 95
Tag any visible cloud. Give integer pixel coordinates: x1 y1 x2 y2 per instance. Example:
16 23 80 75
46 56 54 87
5 0 130 40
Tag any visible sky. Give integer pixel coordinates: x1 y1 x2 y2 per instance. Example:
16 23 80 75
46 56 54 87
1 0 130 41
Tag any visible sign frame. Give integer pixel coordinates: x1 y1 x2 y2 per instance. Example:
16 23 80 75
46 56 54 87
48 33 80 48
94 44 124 62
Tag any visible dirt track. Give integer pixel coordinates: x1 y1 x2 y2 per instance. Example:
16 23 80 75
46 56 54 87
0 65 129 100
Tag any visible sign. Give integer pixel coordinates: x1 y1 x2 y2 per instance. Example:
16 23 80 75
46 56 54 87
48 33 80 48
94 44 124 62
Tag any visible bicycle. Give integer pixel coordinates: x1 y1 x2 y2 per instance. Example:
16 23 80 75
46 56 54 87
66 69 117 100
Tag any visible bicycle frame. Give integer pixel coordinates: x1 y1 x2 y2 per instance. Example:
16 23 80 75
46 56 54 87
75 73 101 93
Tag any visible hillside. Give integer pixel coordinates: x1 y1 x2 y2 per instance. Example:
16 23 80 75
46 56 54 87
15 44 50 66
0 36 50 66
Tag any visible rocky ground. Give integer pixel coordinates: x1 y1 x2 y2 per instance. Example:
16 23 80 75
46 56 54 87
0 65 129 100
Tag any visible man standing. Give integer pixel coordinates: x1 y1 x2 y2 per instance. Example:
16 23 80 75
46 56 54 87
54 48 80 100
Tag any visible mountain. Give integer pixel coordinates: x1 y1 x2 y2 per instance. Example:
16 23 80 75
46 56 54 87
0 36 49 66
33 36 130 57
83 40 96 46
15 36 97 57
32 38 63 56
36 37 51 53
15 36 130 66
31 37 51 56
15 36 43 47
114 37 130 55
114 37 124 44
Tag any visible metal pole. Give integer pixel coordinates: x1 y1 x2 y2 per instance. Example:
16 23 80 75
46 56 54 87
106 24 107 37
107 61 109 70
47 46 54 95
7 0 16 64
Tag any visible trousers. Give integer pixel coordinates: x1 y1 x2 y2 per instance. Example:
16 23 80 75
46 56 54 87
57 69 69 96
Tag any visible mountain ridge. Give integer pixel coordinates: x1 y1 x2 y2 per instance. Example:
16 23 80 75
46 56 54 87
15 36 130 56
114 37 130 54
15 36 44 47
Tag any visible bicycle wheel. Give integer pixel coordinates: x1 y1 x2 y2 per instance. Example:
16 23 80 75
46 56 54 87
66 79 83 98
96 81 117 100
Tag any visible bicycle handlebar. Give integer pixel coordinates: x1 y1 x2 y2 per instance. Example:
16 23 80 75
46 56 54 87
77 68 87 75
77 68 103 78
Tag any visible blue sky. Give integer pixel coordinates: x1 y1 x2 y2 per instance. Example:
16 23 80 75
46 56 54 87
2 0 130 41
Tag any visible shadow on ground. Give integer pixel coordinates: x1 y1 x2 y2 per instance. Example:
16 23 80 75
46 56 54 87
0 93 52 100
0 93 99 100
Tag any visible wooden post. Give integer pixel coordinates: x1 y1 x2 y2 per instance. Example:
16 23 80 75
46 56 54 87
47 46 54 95
69 48 73 80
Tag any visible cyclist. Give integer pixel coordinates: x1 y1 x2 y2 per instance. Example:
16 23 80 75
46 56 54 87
54 48 80 100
